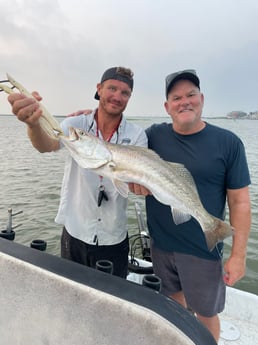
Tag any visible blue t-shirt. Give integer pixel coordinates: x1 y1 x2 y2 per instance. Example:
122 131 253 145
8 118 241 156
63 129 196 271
146 122 251 260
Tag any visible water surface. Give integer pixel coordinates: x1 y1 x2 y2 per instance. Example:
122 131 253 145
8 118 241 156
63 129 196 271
0 115 257 294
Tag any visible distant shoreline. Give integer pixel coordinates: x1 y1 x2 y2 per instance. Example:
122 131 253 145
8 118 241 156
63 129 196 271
1 113 257 120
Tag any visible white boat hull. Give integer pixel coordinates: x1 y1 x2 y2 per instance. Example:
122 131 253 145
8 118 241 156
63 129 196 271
0 238 216 345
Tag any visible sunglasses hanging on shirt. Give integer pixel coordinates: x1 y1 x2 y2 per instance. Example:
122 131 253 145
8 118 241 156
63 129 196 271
98 184 109 207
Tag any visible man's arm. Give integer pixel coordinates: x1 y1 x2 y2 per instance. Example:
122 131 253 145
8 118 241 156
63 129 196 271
8 93 60 153
223 186 251 286
67 109 93 117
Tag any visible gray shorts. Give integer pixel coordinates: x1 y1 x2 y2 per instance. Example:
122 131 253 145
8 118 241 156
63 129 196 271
151 243 226 317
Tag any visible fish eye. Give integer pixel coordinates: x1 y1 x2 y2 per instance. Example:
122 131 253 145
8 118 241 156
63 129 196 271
78 129 85 135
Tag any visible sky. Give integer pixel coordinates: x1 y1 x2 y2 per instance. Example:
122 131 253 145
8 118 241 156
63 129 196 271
1 0 258 117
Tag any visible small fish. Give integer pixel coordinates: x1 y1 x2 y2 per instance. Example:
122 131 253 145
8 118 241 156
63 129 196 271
61 127 234 251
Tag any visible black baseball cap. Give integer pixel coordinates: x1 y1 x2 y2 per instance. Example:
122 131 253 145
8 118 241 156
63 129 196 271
165 69 200 99
94 67 134 100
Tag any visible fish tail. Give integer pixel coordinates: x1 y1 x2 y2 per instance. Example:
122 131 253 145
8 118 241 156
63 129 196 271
204 218 233 252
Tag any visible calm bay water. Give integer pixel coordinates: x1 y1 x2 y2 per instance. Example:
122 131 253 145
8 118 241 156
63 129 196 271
0 115 257 295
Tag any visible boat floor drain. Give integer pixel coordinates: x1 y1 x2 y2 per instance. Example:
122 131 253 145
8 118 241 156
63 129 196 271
220 320 240 341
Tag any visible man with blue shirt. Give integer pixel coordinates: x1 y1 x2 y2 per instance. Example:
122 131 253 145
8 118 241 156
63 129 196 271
130 69 251 342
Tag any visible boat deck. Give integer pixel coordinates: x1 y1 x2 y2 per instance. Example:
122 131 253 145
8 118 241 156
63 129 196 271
219 316 257 345
219 288 258 344
128 258 258 345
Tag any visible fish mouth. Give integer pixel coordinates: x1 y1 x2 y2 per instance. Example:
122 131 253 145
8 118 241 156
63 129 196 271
68 127 79 141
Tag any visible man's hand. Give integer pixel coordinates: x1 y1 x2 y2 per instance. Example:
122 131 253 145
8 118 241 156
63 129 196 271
128 183 151 196
8 93 42 126
223 255 246 286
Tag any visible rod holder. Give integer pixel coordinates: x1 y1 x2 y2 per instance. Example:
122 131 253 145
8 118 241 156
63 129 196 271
30 239 47 251
0 230 15 241
96 260 113 274
142 274 162 292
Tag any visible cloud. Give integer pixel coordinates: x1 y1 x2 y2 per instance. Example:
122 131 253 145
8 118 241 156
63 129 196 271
1 0 258 117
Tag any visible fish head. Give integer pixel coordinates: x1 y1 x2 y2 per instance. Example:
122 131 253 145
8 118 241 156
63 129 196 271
68 127 90 141
61 127 113 169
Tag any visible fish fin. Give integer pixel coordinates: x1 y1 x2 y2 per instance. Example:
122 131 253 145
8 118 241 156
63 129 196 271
204 230 218 251
74 156 108 169
171 207 191 225
113 180 129 198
